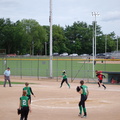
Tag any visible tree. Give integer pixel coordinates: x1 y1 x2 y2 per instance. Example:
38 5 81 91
20 19 47 55
0 18 5 48
1 18 16 53
0 18 118 55
52 25 68 53
65 21 93 55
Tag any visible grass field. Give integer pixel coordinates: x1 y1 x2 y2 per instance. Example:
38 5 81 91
0 57 120 80
0 81 35 85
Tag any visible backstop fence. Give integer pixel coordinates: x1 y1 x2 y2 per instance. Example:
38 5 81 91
0 55 120 83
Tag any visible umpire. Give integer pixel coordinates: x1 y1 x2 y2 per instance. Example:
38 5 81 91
3 67 12 87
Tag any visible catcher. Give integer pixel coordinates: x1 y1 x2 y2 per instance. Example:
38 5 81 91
76 80 89 118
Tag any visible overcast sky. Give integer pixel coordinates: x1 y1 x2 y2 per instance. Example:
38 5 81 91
0 0 120 36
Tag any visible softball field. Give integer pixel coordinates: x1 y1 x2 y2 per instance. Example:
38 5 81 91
0 77 120 120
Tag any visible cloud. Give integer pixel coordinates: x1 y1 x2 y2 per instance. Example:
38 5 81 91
0 0 119 35
0 0 19 8
102 11 120 22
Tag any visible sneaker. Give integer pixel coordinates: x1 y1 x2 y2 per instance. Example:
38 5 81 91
81 115 87 118
78 113 82 117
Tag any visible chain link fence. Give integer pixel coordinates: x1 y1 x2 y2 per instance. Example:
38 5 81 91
0 55 120 82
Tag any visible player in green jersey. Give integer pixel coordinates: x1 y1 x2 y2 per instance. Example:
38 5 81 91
23 82 35 103
18 90 31 120
77 80 89 118
59 70 70 88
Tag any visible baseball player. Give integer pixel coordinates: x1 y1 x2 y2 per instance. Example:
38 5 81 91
3 67 12 87
76 80 89 118
23 82 35 103
95 70 106 89
59 70 70 88
18 90 31 120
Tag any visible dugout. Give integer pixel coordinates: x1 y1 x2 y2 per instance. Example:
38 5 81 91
103 71 120 84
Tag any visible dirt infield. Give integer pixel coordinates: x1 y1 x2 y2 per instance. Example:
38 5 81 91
0 78 120 120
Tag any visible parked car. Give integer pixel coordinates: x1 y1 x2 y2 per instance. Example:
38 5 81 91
60 53 68 56
7 53 16 57
80 54 89 56
23 54 30 56
96 53 105 58
69 53 78 56
53 53 59 56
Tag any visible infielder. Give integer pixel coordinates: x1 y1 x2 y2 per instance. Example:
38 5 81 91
59 70 70 88
76 80 89 118
23 82 35 103
18 90 31 120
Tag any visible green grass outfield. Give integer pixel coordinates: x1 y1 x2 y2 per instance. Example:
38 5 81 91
0 57 120 79
0 81 25 85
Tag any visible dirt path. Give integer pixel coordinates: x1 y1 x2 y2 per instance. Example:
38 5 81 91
0 78 120 120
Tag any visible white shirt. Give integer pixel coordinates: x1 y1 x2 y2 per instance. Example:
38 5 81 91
4 70 11 76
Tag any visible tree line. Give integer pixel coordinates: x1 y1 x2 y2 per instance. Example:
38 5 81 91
0 18 119 55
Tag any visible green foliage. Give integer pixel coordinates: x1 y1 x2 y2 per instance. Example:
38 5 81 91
0 18 119 55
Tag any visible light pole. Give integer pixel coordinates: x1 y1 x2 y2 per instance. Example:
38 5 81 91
92 21 95 78
70 40 75 82
117 36 119 53
45 42 47 55
92 12 99 58
105 35 107 55
26 26 34 55
32 41 34 55
49 0 53 78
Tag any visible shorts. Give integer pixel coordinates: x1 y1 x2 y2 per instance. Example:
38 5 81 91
99 80 102 83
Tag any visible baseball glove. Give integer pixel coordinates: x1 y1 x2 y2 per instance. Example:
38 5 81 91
76 86 80 92
17 108 21 115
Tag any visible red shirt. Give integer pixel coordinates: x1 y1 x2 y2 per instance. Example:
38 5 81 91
97 74 103 80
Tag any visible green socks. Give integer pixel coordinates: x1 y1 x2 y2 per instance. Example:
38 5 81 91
68 84 70 88
79 106 82 114
79 106 87 116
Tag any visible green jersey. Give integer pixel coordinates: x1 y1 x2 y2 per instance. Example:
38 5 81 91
81 85 88 95
20 96 29 107
62 73 67 79
23 87 31 96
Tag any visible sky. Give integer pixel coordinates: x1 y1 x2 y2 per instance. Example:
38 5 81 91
0 0 120 36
